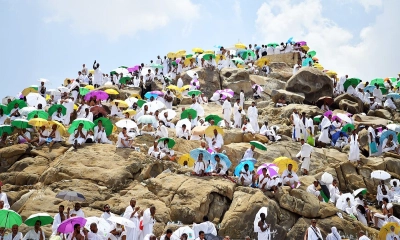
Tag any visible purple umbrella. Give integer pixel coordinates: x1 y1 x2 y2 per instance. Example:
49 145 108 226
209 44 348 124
175 58 181 63
332 116 340 122
84 90 109 101
128 65 140 73
324 110 333 117
256 163 279 176
150 91 164 96
58 217 87 233
216 89 234 98
296 41 307 46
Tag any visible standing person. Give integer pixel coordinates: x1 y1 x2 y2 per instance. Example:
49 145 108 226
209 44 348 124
163 90 175 110
256 213 270 240
82 64 88 76
233 98 242 128
141 206 156 239
296 139 314 175
67 79 80 103
123 199 141 240
329 179 341 204
247 101 259 133
51 205 66 235
290 109 301 142
338 75 348 94
0 182 10 209
162 56 169 76
326 227 341 240
239 90 244 109
348 129 361 166
222 97 232 128
39 81 46 98
93 60 102 88
305 219 323 240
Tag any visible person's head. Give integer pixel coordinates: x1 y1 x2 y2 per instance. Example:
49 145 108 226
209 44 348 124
150 206 156 215
243 118 248 124
300 138 305 145
166 229 173 238
394 181 398 187
0 200 3 209
74 202 81 211
73 224 80 233
122 127 127 134
251 101 255 107
199 231 205 239
198 153 203 161
164 138 169 145
311 219 317 226
37 103 42 109
182 124 186 131
383 197 389 204
262 168 267 175
223 236 230 240
90 223 98 233
58 205 64 213
85 108 89 114
180 233 188 240
215 155 220 163
153 141 158 147
260 212 266 221
144 105 148 111
244 237 250 240
34 220 42 230
332 179 337 186
11 224 18 234
57 107 62 113
288 164 293 171
104 204 110 213
0 227 4 236
250 145 255 151
313 181 319 187
213 128 218 136
389 134 394 141
14 103 19 109
391 225 395 232
244 164 249 171
78 123 84 130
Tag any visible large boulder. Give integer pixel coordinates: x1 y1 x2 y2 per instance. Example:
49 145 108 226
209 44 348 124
219 68 252 96
285 67 333 103
353 114 389 127
367 109 392 120
333 94 364 113
339 99 360 114
271 89 305 104
275 189 322 218
0 144 29 171
268 62 294 81
180 68 220 97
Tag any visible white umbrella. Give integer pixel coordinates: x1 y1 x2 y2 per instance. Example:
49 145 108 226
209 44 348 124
171 226 195 240
47 89 62 96
104 82 113 86
116 119 138 129
335 193 354 210
160 109 176 120
107 216 134 228
26 93 47 108
387 124 400 133
390 179 400 187
20 107 37 116
2 96 15 105
84 217 111 236
137 115 156 124
352 188 367 197
336 113 352 124
371 170 391 180
113 68 129 76
253 207 268 232
38 78 50 83
320 172 334 185
143 100 165 113
185 70 197 78
141 67 154 75
58 86 69 93
176 119 191 136
125 97 139 107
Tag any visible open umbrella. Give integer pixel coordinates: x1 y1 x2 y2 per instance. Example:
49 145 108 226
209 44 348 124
11 119 31 129
137 115 156 124
321 172 334 185
115 119 138 129
335 193 354 210
253 207 268 232
84 90 109 101
235 43 246 49
136 99 145 108
2 96 15 105
352 188 367 197
104 89 119 95
58 217 87 233
335 113 352 123
84 217 111 237
387 93 400 100
93 117 113 136
216 89 234 98
205 126 224 138
128 65 140 73
144 92 158 99
250 141 267 151
107 216 134 228
203 54 216 60
331 131 348 145
158 137 175 148
256 163 279 176
380 130 398 144
171 226 195 240
143 100 165 112
267 43 279 47
0 209 23 228
21 87 38 96
48 121 66 135
325 70 337 77
341 123 355 133
308 50 317 57
187 90 202 97
343 78 361 91
68 118 95 134
160 109 176 120
79 87 90 96
26 110 48 121
234 160 255 177
177 154 195 167
26 93 47 108
387 124 400 133
272 157 298 174
28 118 49 127
56 191 86 202
181 108 197 119
125 97 139 107
192 48 204 53
25 213 54 226
240 158 257 164
7 99 27 113
48 104 67 117
371 170 391 180
111 100 129 108
231 57 245 65
205 115 223 125
19 107 37 116
176 119 191 132
0 125 14 136
210 153 232 168
190 148 211 161
316 96 333 107
379 222 400 240
370 78 384 87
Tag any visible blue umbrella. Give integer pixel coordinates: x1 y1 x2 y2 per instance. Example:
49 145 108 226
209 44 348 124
144 92 158 99
210 153 232 168
286 37 293 44
387 93 400 100
302 57 313 67
380 130 398 144
234 160 255 177
214 45 223 49
331 131 348 144
240 158 257 164
190 148 211 161
236 49 246 56
363 85 375 93
254 46 261 50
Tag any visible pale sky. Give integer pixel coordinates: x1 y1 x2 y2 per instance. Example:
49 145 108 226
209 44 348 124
0 0 398 98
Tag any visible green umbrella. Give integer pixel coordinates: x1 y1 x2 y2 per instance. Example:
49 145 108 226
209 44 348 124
320 190 330 202
398 133 400 143
188 90 202 97
27 110 48 120
93 117 113 136
171 61 178 67
342 123 355 133
110 71 117 75
68 118 95 134
395 81 400 88
48 104 67 116
308 50 317 57
203 54 216 60
313 115 322 123
390 77 397 83
186 54 193 58
205 114 222 125
181 108 197 119
119 66 128 69
7 99 27 113
343 78 361 91
119 76 131 84
250 140 267 151
150 64 163 69
11 119 31 129
231 57 244 65
24 213 54 227
0 104 9 115
267 43 279 47
79 87 90 96
0 125 14 136
137 99 146 108
0 209 23 228
241 50 255 60
158 137 176 148
370 78 384 87
381 87 388 95
29 85 39 91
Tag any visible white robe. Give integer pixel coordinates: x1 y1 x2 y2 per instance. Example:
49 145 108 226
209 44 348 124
192 221 217 238
247 106 259 132
384 98 396 110
194 160 207 175
297 143 313 171
243 148 254 159
338 76 347 93
233 103 242 128
51 213 66 235
242 123 255 134
23 229 45 240
239 168 253 186
123 206 140 240
206 134 223 152
0 192 10 209
4 232 23 240
329 184 341 203
256 222 271 240
348 134 360 162
163 92 175 109
210 160 228 175
306 184 320 197
373 88 383 102
222 100 232 123
307 226 323 240
141 208 155 239
318 116 331 144
239 92 244 108
52 112 65 123
377 184 390 202
62 99 74 125
292 113 301 140
94 126 111 144
111 105 124 117
94 68 103 86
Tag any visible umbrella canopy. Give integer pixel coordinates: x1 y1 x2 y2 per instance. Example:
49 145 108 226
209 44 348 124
205 126 224 138
48 121 66 135
93 117 113 136
104 89 119 95
128 65 140 73
353 188 367 197
308 50 316 57
115 119 138 129
0 125 14 136
335 113 352 123
111 68 129 75
379 222 400 240
119 76 131 84
272 157 298 174
160 109 176 120
137 115 156 124
231 57 245 65
234 160 255 176
216 89 234 98
21 87 38 96
136 99 146 108
27 110 48 121
25 213 53 226
255 57 270 68
7 99 27 113
58 217 87 233
187 90 202 97
0 104 9 115
158 137 175 148
143 100 165 112
144 92 158 99
370 78 384 87
250 140 267 150
387 93 400 100
321 172 334 185
55 191 86 201
316 96 334 107
267 43 279 47
171 226 195 240
335 193 354 210
256 163 279 176
253 207 268 232
190 148 212 161
48 104 67 116
240 158 257 164
331 131 348 144
111 100 129 108
203 54 216 60
68 118 95 134
19 107 37 116
84 217 111 237
28 118 49 127
79 87 90 96
107 216 134 228
380 130 398 144
371 170 391 180
387 124 400 133
125 97 139 107
26 93 47 108
343 78 361 91
234 43 246 49
177 154 195 167
210 153 232 168
176 119 191 132
192 48 204 53
84 85 94 90
204 115 223 125
181 108 197 119
325 70 337 77
341 123 355 133
2 96 15 105
84 90 109 101
11 119 31 129
0 209 23 228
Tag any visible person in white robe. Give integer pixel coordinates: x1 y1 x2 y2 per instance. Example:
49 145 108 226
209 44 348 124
210 155 228 175
328 179 341 204
222 98 232 128
69 124 87 149
347 85 355 95
163 90 175 110
193 153 208 176
384 97 397 110
77 101 89 118
116 128 134 148
51 205 66 235
51 108 65 123
82 108 93 122
9 105 22 121
377 180 390 203
0 109 8 125
141 207 156 239
239 164 254 186
68 202 85 218
155 121 168 138
256 213 271 240
242 118 255 134
192 216 217 238
348 130 361 165
4 225 23 240
318 115 332 146
281 164 299 188
305 220 324 240
94 121 112 144
100 204 115 227
373 84 383 104
385 226 399 240
176 124 191 139
298 112 309 140
23 220 46 240
123 199 141 240
239 90 244 109
335 132 348 149
111 103 124 117
148 141 166 159
59 96 74 125
93 61 103 87
307 181 322 201
67 79 80 103
290 109 301 141
258 168 271 192
247 102 259 133
293 61 301 75
190 99 204 117
373 197 392 228
338 75 348 94
205 129 223 153
382 134 399 154
0 183 10 209
297 139 314 175
243 145 255 159
260 122 281 142
158 139 175 160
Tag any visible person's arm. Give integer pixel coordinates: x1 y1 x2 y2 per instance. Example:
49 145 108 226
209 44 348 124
93 61 97 70
258 220 269 232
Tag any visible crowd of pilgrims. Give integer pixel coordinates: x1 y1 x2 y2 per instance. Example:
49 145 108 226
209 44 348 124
0 40 400 240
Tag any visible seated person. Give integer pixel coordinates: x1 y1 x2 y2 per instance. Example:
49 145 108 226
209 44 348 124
193 153 208 176
158 138 175 160
382 135 400 154
69 123 87 149
147 141 165 159
239 164 254 186
205 129 223 153
306 181 322 201
155 121 169 138
176 124 191 140
16 129 34 145
275 96 287 107
38 126 50 146
51 107 65 123
258 168 271 192
94 120 112 144
377 180 390 204
334 132 348 149
281 164 299 188
373 197 393 228
241 118 255 134
209 154 228 176
116 127 134 148
260 122 281 141
85 130 95 143
47 124 63 149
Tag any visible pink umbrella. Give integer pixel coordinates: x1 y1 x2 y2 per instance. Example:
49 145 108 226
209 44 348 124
252 84 264 91
256 163 279 176
296 41 307 46
216 89 234 98
324 110 333 117
175 58 181 64
128 65 140 73
332 116 340 121
84 90 109 101
150 91 164 96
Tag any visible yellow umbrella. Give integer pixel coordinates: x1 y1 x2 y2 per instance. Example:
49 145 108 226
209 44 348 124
177 153 195 167
167 85 180 91
184 58 192 66
104 89 119 95
176 50 186 55
28 118 49 127
180 85 191 92
89 69 95 74
215 54 226 63
130 93 142 99
379 222 400 240
205 126 224 138
48 120 66 135
192 48 204 53
74 104 78 110
64 78 71 86
272 157 298 174
45 94 50 101
313 63 324 70
112 124 117 133
235 43 246 49
325 70 337 77
167 52 176 59
85 85 94 90
301 45 310 51
21 87 38 96
111 100 129 108
123 109 136 116
237 64 245 69
255 57 270 68
204 50 214 54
